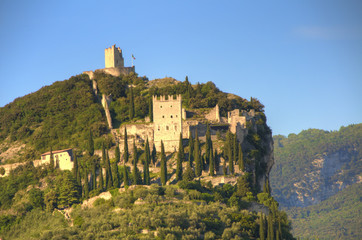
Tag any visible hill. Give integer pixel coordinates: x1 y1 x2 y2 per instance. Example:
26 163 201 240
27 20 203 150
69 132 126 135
0 71 294 239
270 124 362 239
0 74 107 163
288 182 362 240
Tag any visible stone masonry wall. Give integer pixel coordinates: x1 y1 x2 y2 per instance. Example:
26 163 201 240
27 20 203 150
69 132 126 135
153 95 182 152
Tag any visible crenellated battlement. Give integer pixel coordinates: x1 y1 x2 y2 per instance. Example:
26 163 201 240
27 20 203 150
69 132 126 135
152 94 182 102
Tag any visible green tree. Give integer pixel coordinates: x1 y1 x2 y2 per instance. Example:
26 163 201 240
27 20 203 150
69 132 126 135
99 165 104 191
124 128 129 163
132 139 140 185
44 189 57 212
209 149 214 176
91 158 97 190
112 161 120 188
238 143 244 172
28 188 44 209
205 124 212 166
267 214 274 240
49 147 54 170
105 151 113 189
160 140 167 186
233 134 237 165
73 153 79 181
176 133 184 181
260 213 265 240
143 138 151 185
83 170 89 199
58 171 80 208
227 131 234 175
188 132 194 165
115 144 120 164
151 142 157 167
88 129 94 156
123 163 129 188
129 86 135 120
194 130 202 177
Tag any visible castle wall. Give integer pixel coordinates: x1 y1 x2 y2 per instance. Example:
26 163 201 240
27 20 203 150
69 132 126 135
153 95 182 152
102 94 113 129
205 104 220 123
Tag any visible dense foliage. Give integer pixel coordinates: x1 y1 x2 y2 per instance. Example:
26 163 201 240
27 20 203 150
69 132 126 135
271 124 362 205
0 74 107 161
288 182 362 240
1 179 294 240
270 124 362 239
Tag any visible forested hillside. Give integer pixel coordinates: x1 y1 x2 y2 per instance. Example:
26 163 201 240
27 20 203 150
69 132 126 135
0 72 294 239
288 182 362 240
0 75 106 163
270 124 362 239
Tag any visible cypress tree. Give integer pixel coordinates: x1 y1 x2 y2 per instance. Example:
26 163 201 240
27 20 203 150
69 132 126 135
267 214 274 240
194 130 202 177
129 86 135 120
88 129 94 156
102 143 106 165
260 213 265 240
151 143 157 167
132 140 139 185
83 170 89 199
227 131 234 174
223 157 227 176
160 140 167 186
49 147 54 170
176 133 184 181
91 158 97 190
112 161 120 188
205 124 211 165
149 97 153 122
266 179 270 194
73 153 78 180
238 143 244 172
106 151 113 189
99 165 104 191
124 128 129 163
278 217 282 240
209 148 214 176
214 149 219 172
115 144 120 164
233 134 237 165
143 138 151 185
123 163 129 188
188 132 194 165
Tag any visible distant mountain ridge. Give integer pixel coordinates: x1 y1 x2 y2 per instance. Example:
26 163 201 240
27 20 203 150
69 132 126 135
270 124 362 239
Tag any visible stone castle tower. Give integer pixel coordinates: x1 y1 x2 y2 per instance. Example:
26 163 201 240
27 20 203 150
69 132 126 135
153 95 183 151
105 44 125 68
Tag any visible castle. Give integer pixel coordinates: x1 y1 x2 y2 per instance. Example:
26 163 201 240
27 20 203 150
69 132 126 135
84 44 135 79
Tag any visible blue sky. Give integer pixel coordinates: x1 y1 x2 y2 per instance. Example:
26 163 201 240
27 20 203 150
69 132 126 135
0 0 361 136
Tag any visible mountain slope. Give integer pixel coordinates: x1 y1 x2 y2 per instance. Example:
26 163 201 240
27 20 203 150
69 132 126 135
271 124 362 207
288 182 362 240
270 124 362 239
0 74 107 163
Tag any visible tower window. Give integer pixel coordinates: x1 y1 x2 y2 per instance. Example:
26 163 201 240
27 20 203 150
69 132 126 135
170 105 172 108
162 115 165 118
171 115 173 118
166 126 169 130
160 106 162 108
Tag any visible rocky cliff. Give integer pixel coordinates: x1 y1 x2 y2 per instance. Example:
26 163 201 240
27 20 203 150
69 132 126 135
270 124 362 208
